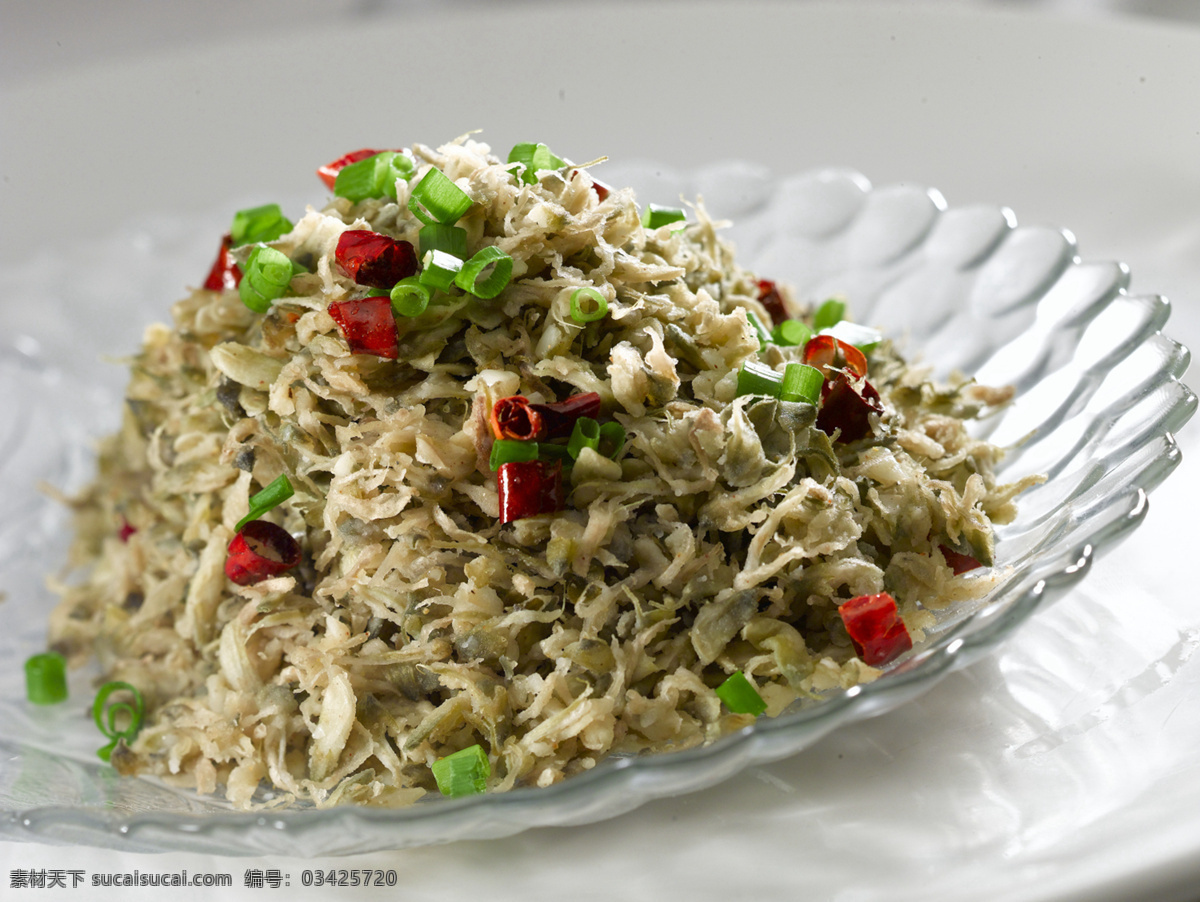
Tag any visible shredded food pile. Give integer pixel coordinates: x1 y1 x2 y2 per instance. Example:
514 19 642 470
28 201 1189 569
48 137 1039 808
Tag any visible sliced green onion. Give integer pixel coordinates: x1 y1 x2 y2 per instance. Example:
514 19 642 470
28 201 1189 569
490 439 539 470
334 151 415 202
536 443 572 462
419 249 463 292
431 744 490 798
598 422 627 460
507 142 566 185
230 203 293 247
532 144 566 174
813 298 846 331
239 245 296 313
746 310 772 350
715 671 767 716
641 204 686 230
567 417 601 460
419 223 468 260
569 287 609 324
455 246 513 299
780 363 824 405
771 319 814 348
736 361 783 398
409 168 473 226
25 652 67 705
820 320 882 353
390 276 431 317
235 473 294 532
93 681 145 762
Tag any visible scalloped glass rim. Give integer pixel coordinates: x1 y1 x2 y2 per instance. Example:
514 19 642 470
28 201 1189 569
0 163 1193 855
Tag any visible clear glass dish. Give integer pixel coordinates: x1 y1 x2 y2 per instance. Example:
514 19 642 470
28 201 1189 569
0 163 1193 855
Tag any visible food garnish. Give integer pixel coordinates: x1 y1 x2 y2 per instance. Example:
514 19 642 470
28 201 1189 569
328 296 400 359
334 230 418 289
838 593 913 667
431 744 491 798
203 234 242 292
317 148 388 191
224 520 302 585
715 671 768 716
93 681 145 762
24 652 68 705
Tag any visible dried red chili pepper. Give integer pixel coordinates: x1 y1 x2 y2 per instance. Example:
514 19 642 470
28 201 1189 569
530 392 602 440
334 230 418 289
816 372 883 443
317 148 384 190
802 334 868 379
838 592 912 666
490 392 602 441
225 520 302 585
203 234 241 291
497 460 564 524
118 517 136 543
939 544 983 575
491 396 544 441
756 279 788 326
328 296 399 359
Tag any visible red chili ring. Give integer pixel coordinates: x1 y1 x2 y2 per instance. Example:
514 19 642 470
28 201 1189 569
491 396 544 441
203 234 242 292
802 334 868 379
225 520 302 585
529 392 602 440
334 230 418 289
816 372 883 443
939 544 983 575
328 296 400 359
838 592 912 666
497 460 564 524
756 279 788 326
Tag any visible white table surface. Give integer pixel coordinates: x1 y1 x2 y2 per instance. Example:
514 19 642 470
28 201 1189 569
2 2 1199 900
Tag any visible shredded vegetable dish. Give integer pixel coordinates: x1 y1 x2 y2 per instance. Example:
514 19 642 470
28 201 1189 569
44 137 1040 807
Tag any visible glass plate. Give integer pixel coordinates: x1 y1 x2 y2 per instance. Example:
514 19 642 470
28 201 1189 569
0 164 1193 855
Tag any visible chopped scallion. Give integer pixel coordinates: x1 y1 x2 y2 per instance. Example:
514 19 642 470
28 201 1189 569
333 151 415 202
746 310 772 350
239 245 296 313
235 473 294 532
813 298 846 331
431 744 490 798
771 319 813 348
454 246 513 299
736 361 783 398
598 421 627 460
641 204 686 230
507 142 566 185
490 439 539 471
715 671 767 716
409 167 473 226
567 417 601 459
93 681 145 762
419 223 468 260
780 363 824 405
569 287 608 324
390 276 431 317
419 249 464 292
24 652 67 705
536 443 572 462
230 203 293 247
